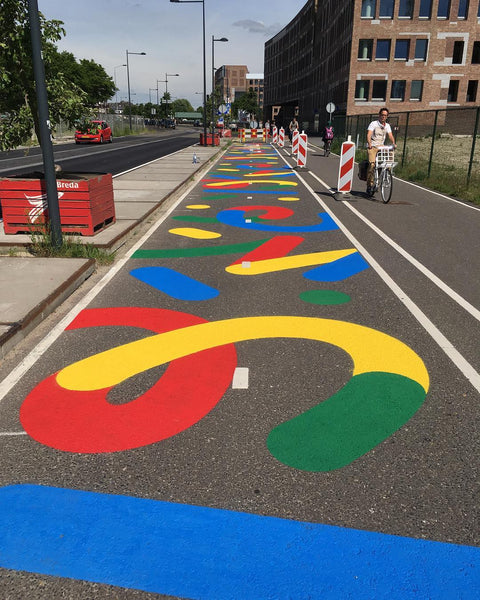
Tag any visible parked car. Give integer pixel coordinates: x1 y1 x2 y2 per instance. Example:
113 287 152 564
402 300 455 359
75 120 113 144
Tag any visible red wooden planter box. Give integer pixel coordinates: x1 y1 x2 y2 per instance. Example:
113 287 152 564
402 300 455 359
0 172 115 236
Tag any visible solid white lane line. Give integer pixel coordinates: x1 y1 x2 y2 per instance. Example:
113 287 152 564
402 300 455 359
0 432 27 436
307 170 480 323
274 146 480 394
0 155 216 404
232 367 249 390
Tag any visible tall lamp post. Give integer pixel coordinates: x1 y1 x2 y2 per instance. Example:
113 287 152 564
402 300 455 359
157 73 179 118
212 36 228 140
170 0 207 146
114 64 126 107
126 49 146 131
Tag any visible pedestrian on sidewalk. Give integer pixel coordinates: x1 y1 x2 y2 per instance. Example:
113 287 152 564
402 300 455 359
366 107 396 196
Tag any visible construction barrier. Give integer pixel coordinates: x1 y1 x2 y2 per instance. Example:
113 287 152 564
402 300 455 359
251 128 257 139
279 127 285 148
297 132 308 168
337 140 356 193
292 130 299 155
239 129 246 143
272 126 278 144
262 128 267 142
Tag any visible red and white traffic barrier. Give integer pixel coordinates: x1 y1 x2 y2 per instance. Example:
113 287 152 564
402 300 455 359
262 128 267 142
297 132 308 167
251 128 257 139
337 139 356 193
239 128 246 143
272 126 278 144
278 127 285 148
292 130 299 155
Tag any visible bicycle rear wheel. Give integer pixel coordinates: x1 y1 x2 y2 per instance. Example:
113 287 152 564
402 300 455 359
380 168 393 203
324 141 331 157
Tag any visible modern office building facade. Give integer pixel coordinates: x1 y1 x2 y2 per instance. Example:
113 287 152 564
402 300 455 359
264 0 480 132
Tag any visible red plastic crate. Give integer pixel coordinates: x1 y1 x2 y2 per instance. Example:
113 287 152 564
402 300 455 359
0 173 115 236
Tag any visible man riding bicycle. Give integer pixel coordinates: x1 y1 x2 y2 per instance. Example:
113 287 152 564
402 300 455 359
366 108 396 196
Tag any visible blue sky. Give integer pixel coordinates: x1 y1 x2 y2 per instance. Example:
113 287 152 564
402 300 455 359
38 0 307 109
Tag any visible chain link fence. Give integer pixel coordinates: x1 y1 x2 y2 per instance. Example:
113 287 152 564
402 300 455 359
54 113 146 140
332 107 480 199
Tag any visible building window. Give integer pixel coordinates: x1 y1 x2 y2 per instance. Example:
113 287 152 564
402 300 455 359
448 80 459 101
394 39 410 60
458 0 468 18
391 80 406 100
361 0 376 18
437 0 450 18
398 0 414 17
466 80 478 101
419 0 432 18
472 42 480 63
376 39 391 60
379 0 394 17
372 80 387 100
452 41 464 64
358 39 373 60
355 80 370 100
415 39 429 60
410 80 424 100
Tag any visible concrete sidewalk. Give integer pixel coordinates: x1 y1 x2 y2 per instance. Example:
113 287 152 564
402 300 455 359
0 142 226 358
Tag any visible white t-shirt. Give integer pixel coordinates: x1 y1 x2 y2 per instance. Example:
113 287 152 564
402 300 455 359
368 120 392 147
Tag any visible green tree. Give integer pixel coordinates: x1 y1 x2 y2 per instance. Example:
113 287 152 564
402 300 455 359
231 88 260 123
172 98 194 113
0 1 90 150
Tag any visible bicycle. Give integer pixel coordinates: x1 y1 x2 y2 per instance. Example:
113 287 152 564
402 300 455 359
323 139 332 157
370 145 396 203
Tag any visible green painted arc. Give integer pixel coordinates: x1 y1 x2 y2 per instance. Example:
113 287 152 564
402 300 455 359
131 239 269 259
267 372 426 472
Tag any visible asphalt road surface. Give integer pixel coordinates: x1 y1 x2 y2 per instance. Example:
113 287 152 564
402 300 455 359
0 138 479 599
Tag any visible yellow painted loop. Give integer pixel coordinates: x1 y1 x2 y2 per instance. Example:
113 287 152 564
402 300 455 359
186 204 211 209
278 197 300 202
168 227 221 240
227 249 357 276
57 316 429 394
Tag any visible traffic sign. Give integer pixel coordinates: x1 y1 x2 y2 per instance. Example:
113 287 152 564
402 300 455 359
326 102 335 115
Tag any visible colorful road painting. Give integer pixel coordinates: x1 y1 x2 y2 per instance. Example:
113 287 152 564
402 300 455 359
6 143 474 600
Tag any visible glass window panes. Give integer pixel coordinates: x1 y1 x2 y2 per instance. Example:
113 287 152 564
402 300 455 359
458 0 469 18
358 39 373 59
398 0 414 17
395 39 410 59
376 39 391 60
355 80 370 100
379 0 394 17
419 0 432 17
361 0 376 17
410 80 423 100
437 0 451 18
452 41 464 64
372 80 387 100
391 80 406 100
447 80 459 102
472 42 480 64
466 80 478 102
415 39 428 60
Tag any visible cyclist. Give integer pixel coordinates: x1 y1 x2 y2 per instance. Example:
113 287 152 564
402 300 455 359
322 122 334 154
366 108 396 196
288 117 299 142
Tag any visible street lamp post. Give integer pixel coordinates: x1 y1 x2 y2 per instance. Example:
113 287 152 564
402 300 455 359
157 73 179 119
170 0 207 146
114 64 126 107
126 50 146 131
212 36 228 141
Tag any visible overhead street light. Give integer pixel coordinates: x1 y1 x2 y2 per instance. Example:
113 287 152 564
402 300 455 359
126 50 146 130
157 73 179 117
170 0 207 146
114 64 126 106
212 36 228 140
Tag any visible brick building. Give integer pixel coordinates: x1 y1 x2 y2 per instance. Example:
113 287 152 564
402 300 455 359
214 65 249 103
264 0 480 131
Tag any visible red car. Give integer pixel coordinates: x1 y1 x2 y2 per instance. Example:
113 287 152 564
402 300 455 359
75 120 113 144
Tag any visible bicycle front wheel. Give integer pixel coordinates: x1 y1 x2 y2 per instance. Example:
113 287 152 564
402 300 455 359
380 168 393 203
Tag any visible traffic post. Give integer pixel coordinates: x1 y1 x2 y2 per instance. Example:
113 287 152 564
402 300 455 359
297 132 308 168
292 130 299 156
279 127 285 148
272 126 278 144
337 137 356 194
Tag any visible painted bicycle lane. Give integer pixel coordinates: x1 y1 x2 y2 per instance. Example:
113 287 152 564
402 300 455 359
1 143 479 598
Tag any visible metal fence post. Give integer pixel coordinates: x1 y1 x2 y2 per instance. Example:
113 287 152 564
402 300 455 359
467 106 480 185
401 111 410 167
428 110 438 178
